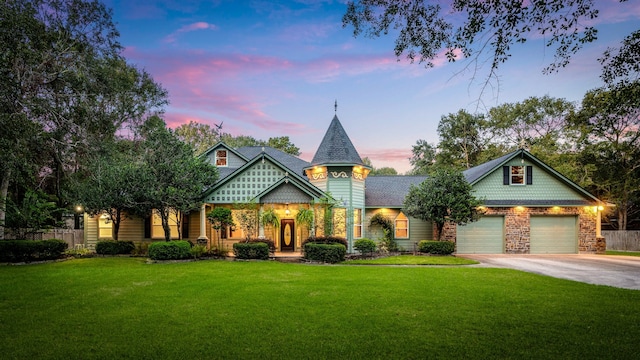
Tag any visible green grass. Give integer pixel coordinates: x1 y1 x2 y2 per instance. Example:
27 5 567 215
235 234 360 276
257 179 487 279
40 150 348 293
1 258 639 359
346 254 478 265
606 250 640 257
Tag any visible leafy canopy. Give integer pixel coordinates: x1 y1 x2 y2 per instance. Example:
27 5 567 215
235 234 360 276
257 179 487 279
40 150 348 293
403 168 483 240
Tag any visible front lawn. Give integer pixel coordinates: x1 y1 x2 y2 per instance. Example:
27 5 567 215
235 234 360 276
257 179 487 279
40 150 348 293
606 250 640 257
346 254 478 265
1 258 638 359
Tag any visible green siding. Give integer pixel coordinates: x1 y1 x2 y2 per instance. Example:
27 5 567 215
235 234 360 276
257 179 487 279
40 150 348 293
473 159 586 201
364 209 432 251
351 179 365 208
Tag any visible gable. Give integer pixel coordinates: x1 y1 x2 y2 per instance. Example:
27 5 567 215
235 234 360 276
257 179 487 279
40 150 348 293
261 183 313 204
204 159 289 203
201 143 248 170
472 158 592 204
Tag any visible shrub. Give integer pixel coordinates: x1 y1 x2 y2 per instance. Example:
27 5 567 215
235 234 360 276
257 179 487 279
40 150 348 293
148 241 192 260
354 238 377 255
418 240 455 255
302 236 348 249
132 242 150 257
95 240 135 255
247 238 276 252
0 239 68 262
304 243 346 264
190 244 207 259
233 242 269 260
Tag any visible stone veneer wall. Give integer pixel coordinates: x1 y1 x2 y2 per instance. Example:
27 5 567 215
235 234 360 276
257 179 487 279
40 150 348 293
439 206 604 254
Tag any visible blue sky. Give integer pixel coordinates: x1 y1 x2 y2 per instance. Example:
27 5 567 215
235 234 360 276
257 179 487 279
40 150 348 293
104 0 639 173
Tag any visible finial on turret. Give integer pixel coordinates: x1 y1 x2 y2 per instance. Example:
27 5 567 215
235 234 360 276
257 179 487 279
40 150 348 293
334 99 337 114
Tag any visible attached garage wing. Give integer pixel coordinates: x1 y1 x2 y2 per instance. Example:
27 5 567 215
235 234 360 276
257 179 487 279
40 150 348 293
457 216 504 254
530 216 577 254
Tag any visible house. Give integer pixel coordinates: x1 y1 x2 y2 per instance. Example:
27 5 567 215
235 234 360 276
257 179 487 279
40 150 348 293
84 114 605 254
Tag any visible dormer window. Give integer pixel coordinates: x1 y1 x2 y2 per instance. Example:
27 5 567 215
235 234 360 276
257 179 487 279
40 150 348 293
503 165 533 185
216 150 228 167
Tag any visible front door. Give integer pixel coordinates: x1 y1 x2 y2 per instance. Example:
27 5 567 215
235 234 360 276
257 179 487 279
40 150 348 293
280 219 295 251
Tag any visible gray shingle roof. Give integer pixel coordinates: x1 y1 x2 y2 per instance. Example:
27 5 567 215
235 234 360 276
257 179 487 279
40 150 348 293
235 146 311 177
311 115 365 166
365 176 428 207
463 150 517 184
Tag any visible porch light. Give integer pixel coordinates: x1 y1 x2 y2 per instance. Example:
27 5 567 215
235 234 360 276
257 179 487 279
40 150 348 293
598 205 604 211
285 203 290 216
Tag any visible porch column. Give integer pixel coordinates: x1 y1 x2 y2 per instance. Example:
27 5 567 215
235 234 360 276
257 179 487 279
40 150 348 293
198 204 208 241
258 204 265 238
596 207 602 238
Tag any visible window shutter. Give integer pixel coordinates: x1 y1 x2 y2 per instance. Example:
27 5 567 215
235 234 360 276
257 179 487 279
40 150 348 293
526 166 533 185
144 216 151 239
503 166 509 185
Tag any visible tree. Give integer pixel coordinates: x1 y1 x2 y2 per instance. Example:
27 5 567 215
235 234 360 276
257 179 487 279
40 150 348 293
174 121 221 156
599 29 640 86
134 116 219 241
571 81 640 230
233 201 259 242
362 157 398 176
266 136 301 156
437 110 487 169
403 168 483 240
0 0 167 238
207 207 235 250
5 190 61 239
343 0 599 79
72 146 139 241
407 140 437 175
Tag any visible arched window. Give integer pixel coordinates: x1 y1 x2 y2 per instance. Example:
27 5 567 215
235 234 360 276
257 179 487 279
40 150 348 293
395 212 409 239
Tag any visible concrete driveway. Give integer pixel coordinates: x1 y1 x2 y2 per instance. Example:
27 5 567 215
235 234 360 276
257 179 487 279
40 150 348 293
460 254 640 290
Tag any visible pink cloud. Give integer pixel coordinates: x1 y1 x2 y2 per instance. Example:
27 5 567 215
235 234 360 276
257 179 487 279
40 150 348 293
164 22 218 43
359 148 413 174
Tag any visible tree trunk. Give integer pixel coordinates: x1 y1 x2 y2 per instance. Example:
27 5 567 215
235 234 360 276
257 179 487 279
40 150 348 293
0 167 11 240
160 208 172 241
618 205 628 231
113 209 122 241
436 222 444 241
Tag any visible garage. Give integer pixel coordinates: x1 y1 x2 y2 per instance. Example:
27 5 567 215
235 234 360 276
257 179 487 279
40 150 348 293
456 216 504 254
530 216 577 254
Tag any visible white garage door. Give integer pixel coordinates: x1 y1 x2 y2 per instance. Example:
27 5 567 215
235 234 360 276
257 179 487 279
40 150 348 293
530 216 577 254
457 216 504 254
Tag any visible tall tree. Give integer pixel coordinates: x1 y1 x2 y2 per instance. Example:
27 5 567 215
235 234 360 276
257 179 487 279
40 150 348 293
571 81 640 230
174 121 221 156
403 168 483 240
407 139 437 175
0 0 167 238
437 110 487 169
134 116 219 241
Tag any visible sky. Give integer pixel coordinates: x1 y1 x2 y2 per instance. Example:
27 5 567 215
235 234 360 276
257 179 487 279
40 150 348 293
103 0 640 173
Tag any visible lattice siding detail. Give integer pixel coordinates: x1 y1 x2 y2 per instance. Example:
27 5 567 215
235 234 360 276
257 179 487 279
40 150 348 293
208 160 286 203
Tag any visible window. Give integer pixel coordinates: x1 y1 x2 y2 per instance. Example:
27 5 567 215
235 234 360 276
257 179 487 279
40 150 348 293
98 213 113 239
511 166 525 185
353 209 362 238
333 208 347 238
503 165 533 185
395 212 409 238
216 150 228 167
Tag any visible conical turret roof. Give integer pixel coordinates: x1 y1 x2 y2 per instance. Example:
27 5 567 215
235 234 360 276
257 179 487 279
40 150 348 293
310 115 365 166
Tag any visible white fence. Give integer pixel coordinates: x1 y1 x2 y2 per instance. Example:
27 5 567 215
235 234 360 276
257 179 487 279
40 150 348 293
602 230 640 251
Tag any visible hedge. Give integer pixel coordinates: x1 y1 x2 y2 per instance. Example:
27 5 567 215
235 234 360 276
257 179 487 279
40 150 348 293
304 243 346 264
417 240 455 255
353 238 377 255
0 239 68 262
148 241 192 260
247 238 276 252
233 242 270 260
302 236 348 249
95 240 135 255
